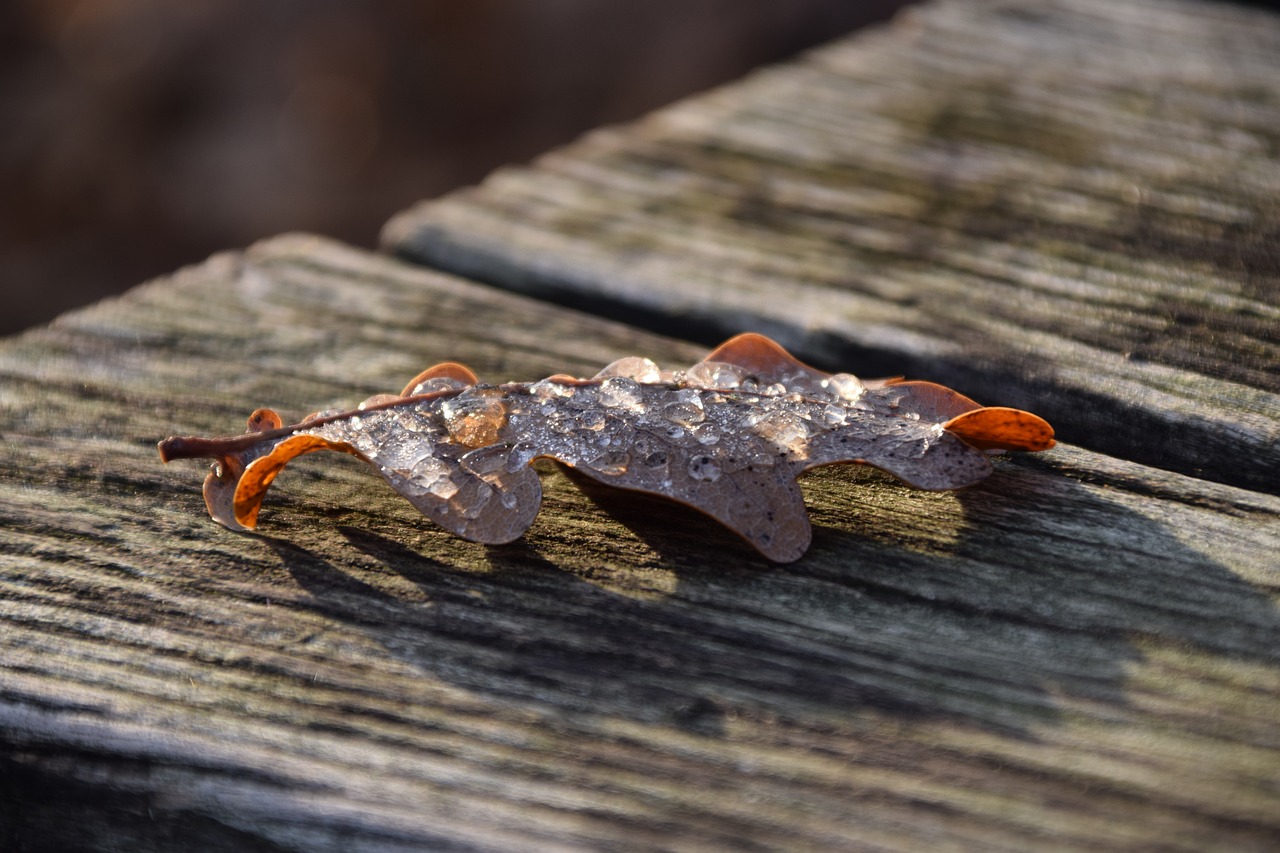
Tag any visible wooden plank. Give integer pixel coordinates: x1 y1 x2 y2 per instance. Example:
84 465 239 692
2 236 1278 850
383 0 1280 494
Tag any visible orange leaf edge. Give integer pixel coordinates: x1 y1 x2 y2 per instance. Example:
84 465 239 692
943 407 1056 452
400 362 480 396
231 435 358 528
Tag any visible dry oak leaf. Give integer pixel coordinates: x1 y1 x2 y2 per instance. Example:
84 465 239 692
158 334 1054 562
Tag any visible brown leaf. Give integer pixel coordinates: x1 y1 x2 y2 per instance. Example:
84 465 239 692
159 334 1054 562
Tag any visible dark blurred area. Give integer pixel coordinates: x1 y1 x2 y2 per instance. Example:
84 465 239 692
0 0 910 336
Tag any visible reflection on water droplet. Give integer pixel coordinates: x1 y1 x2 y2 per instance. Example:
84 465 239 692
530 379 576 400
596 356 661 384
664 401 704 427
410 376 469 396
685 361 746 390
823 373 865 401
598 377 645 411
783 375 827 398
579 410 607 431
750 411 809 450
692 423 720 445
643 450 669 468
688 454 721 482
441 395 506 447
663 388 705 427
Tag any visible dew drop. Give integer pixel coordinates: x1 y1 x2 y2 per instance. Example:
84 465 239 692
692 423 720 445
782 375 828 398
530 379 576 400
751 411 809 451
665 389 705 423
663 400 705 427
688 454 722 482
823 373 865 401
822 403 847 426
441 395 506 448
595 356 661 384
685 361 746 390
410 377 469 396
578 410 607 431
643 450 669 468
592 450 631 476
598 377 645 411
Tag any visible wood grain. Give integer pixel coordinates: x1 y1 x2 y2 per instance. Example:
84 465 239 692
3 237 1278 850
384 0 1280 494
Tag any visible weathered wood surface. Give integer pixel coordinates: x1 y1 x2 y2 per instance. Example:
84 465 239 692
2 236 1279 850
384 0 1280 494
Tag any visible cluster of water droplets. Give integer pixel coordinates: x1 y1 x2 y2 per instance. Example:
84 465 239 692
295 352 967 528
307 400 459 501
498 356 950 490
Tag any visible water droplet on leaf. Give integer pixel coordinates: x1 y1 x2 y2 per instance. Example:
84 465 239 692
688 455 722 482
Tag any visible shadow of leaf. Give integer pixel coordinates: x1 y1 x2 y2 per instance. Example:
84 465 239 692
264 454 1279 743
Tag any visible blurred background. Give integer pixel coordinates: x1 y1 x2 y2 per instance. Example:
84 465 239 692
0 0 910 336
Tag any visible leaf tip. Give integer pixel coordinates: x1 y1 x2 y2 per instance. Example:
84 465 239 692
943 407 1056 452
702 332 826 383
